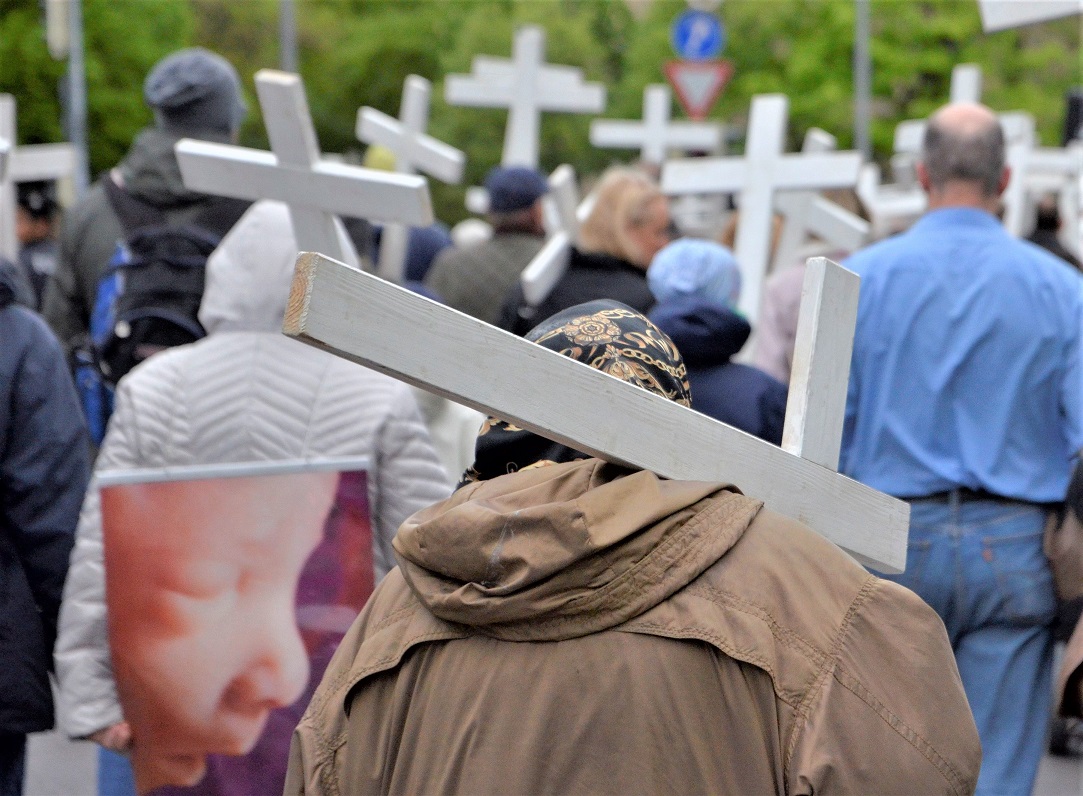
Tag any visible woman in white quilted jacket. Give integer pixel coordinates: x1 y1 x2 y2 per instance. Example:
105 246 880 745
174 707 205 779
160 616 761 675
53 200 452 796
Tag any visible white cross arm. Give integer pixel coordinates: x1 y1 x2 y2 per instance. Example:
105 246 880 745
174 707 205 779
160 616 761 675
978 0 1082 31
775 192 870 252
589 120 721 152
775 153 864 189
520 234 571 307
175 140 433 226
662 158 746 195
356 108 465 184
284 251 909 572
447 62 604 112
782 258 860 471
9 143 75 182
0 138 8 182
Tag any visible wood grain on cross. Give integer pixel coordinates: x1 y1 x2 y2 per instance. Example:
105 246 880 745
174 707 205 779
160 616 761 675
590 84 722 165
0 94 76 260
445 26 605 168
772 129 869 271
176 70 433 270
283 250 908 573
661 94 862 323
356 75 466 282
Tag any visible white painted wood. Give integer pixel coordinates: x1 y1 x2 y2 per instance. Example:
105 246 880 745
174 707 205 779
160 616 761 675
176 70 433 269
356 74 466 282
0 139 8 182
782 257 860 471
662 94 863 323
978 0 1081 31
949 64 983 104
590 84 722 165
284 251 910 572
522 164 582 307
855 163 926 239
773 129 869 270
444 25 606 168
0 94 76 260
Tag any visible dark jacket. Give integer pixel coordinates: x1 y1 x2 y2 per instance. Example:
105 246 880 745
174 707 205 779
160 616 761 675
0 267 90 733
650 295 788 444
498 247 655 335
42 126 238 353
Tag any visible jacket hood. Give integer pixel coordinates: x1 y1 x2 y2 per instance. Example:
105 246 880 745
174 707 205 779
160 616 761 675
393 458 761 641
649 295 751 367
199 200 301 334
118 127 231 208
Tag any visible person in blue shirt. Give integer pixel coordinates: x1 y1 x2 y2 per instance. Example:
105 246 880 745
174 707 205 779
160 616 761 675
841 102 1083 796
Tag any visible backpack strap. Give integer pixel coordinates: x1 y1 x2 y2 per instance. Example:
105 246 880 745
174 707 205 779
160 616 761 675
103 175 168 234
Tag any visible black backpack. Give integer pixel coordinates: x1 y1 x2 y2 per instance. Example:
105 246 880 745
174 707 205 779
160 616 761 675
73 179 249 442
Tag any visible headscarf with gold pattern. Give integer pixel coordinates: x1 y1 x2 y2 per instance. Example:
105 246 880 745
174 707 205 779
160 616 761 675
460 300 691 486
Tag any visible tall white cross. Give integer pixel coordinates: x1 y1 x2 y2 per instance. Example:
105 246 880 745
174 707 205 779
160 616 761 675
0 94 76 261
284 250 908 573
356 75 466 282
445 25 606 168
176 70 432 269
661 94 863 322
589 84 722 165
772 129 870 271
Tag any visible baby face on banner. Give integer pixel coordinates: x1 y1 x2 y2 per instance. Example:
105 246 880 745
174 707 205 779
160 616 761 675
102 470 339 793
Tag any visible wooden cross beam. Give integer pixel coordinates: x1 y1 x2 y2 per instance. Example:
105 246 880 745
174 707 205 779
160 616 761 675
977 0 1081 31
0 94 76 260
176 70 433 269
283 251 909 573
356 75 466 283
772 129 870 271
589 84 722 165
661 94 862 323
855 163 926 240
445 25 606 168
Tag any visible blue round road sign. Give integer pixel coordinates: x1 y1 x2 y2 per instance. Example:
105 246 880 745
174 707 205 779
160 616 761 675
671 9 726 61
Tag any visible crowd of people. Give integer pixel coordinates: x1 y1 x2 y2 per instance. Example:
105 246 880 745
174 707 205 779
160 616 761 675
3 46 1082 796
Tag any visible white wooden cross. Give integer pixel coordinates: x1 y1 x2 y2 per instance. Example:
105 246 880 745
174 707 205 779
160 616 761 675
855 163 926 240
0 94 76 261
445 25 606 168
283 250 908 572
772 129 870 271
661 94 863 323
519 164 582 307
589 84 722 166
176 70 433 270
356 75 466 283
977 0 1082 31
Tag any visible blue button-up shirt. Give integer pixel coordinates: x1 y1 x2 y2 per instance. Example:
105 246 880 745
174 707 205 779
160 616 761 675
841 207 1083 502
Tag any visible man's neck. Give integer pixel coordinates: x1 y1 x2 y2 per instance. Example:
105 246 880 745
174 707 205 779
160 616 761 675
925 182 1001 216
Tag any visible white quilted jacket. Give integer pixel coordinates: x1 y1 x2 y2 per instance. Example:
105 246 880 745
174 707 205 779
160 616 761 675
53 201 452 738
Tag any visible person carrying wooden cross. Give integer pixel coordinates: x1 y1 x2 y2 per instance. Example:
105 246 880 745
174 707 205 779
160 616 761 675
841 102 1083 796
285 299 980 796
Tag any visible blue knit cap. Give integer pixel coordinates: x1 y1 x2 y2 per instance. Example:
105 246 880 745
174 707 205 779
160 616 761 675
647 238 742 309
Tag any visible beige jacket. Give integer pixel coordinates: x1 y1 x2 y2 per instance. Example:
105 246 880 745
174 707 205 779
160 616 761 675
286 459 980 796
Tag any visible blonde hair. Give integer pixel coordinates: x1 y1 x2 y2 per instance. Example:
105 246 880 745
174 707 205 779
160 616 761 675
578 167 665 266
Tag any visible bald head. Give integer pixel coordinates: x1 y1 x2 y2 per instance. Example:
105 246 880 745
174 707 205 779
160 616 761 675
921 103 1006 197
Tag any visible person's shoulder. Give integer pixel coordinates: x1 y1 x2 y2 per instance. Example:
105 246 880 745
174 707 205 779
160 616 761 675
842 232 913 276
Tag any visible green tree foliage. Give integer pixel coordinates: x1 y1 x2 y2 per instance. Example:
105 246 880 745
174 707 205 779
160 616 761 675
1 0 1078 221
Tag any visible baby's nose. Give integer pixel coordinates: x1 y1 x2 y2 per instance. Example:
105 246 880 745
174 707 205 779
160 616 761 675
221 627 310 715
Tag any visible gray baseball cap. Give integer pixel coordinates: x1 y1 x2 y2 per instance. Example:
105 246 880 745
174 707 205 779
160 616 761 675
144 47 246 136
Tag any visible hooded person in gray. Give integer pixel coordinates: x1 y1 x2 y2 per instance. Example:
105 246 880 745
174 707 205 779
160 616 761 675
42 47 249 354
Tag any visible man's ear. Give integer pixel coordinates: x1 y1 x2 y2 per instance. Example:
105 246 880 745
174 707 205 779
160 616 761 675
996 166 1011 197
916 161 932 193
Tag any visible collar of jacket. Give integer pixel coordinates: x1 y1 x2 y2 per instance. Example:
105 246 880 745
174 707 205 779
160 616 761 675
393 458 761 642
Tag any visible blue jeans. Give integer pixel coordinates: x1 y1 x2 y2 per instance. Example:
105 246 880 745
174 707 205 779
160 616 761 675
880 496 1056 796
98 747 136 796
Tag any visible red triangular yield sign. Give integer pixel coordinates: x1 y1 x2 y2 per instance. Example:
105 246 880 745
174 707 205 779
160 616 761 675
664 60 733 121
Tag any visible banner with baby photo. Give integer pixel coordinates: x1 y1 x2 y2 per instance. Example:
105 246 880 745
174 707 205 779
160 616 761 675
99 458 373 796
